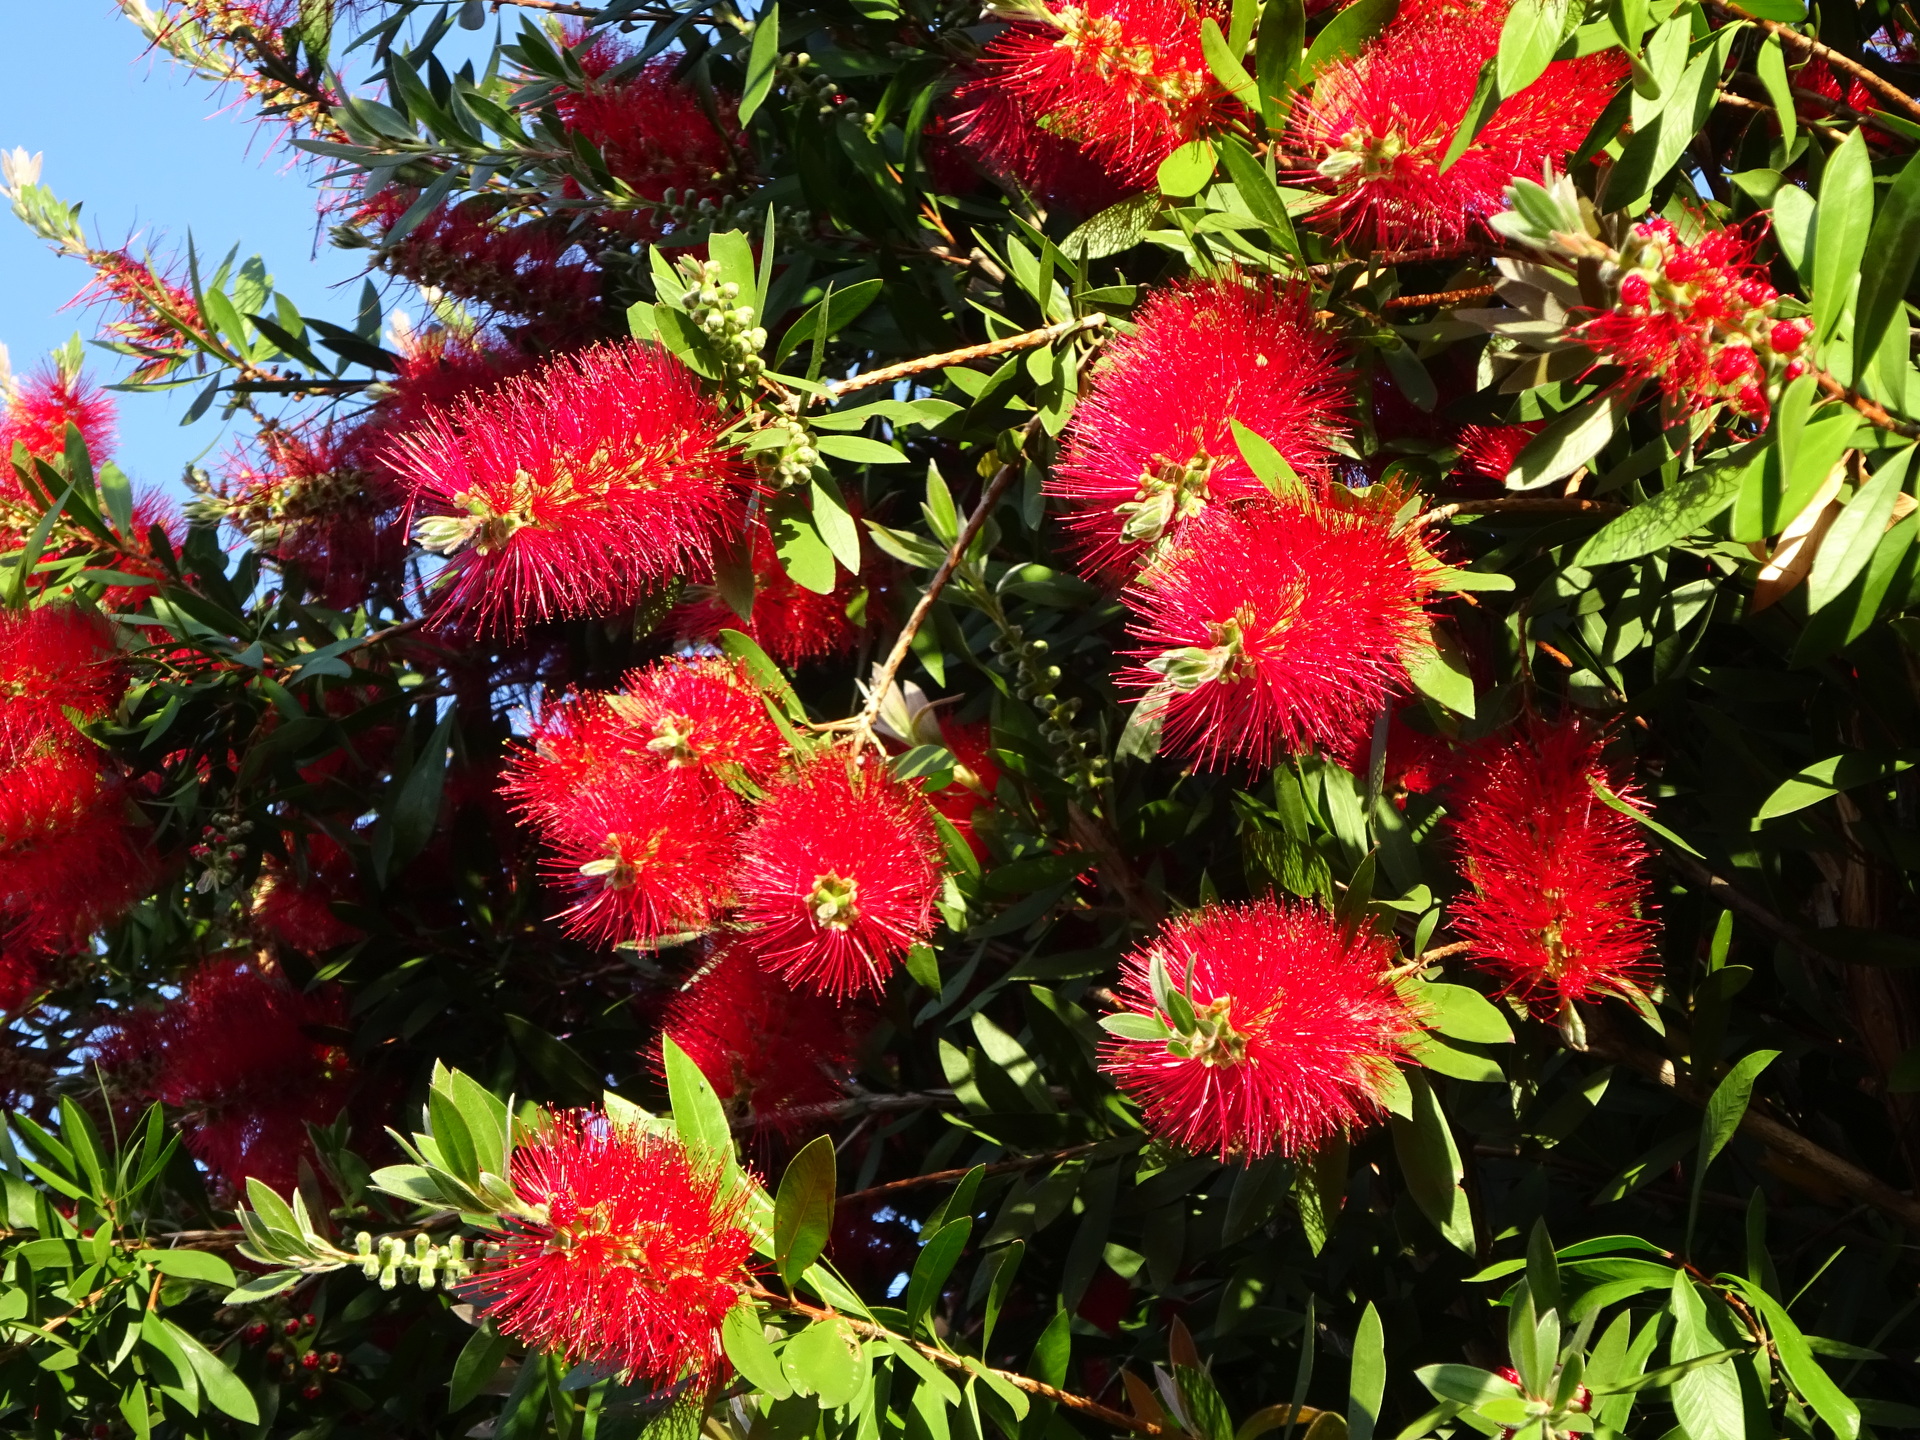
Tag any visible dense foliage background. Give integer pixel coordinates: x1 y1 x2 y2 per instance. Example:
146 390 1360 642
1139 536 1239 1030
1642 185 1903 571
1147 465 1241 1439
2 0 1920 1437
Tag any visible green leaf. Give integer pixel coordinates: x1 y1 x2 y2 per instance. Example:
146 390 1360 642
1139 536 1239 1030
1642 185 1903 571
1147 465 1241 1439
387 711 454 872
1099 1011 1174 1041
1854 149 1920 390
774 1135 837 1289
768 492 838 595
782 1317 864 1407
1726 1281 1859 1440
738 2 780 125
662 1033 735 1172
1231 417 1306 500
1508 388 1632 491
1809 445 1916 611
1600 27 1736 210
1405 627 1476 718
905 1217 973 1333
1295 1136 1347 1255
774 279 884 364
1302 0 1399 78
718 628 805 720
722 1304 795 1399
982 1238 1025 1349
98 460 134 542
1390 1072 1474 1254
1158 139 1218 198
1586 775 1704 857
1757 750 1918 820
1254 0 1306 128
139 1249 237 1288
1665 1278 1744 1440
450 1323 511 1412
1349 1303 1386 1440
1216 136 1299 257
815 434 907 466
1495 0 1574 101
1062 192 1162 260
1416 1364 1521 1407
1405 1033 1504 1083
166 1318 259 1423
810 475 864 575
1575 449 1749 565
1812 127 1873 346
1415 984 1513 1044
1755 33 1797 154
1201 17 1258 104
1699 1048 1779 1172
223 1270 298 1304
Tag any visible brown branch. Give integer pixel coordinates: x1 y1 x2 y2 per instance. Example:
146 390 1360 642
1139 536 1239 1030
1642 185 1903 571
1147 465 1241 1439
751 1283 1307 1436
1705 0 1920 127
1414 497 1626 528
848 416 1043 744
1815 369 1920 440
734 1090 960 1132
1381 284 1498 313
1583 1011 1920 1233
836 1143 1113 1207
825 315 1106 398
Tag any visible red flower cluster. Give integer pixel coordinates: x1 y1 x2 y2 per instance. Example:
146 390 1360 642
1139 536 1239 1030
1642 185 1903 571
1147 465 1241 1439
0 608 148 1009
505 656 784 947
1446 717 1659 1010
734 754 945 997
557 29 746 234
470 1110 753 1386
660 943 863 1130
955 0 1240 194
252 832 366 956
1098 897 1422 1158
391 340 749 634
1454 420 1544 484
926 720 1002 858
1574 217 1809 422
95 960 354 1193
1052 276 1351 575
1 365 115 464
1120 490 1444 769
1291 0 1625 252
78 248 204 382
1331 706 1453 800
944 85 1138 213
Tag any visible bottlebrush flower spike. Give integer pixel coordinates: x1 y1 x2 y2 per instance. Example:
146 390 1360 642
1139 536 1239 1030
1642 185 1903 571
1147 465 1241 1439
960 0 1241 187
945 85 1138 213
536 777 746 949
556 33 746 232
1290 0 1625 252
661 944 862 1130
735 753 943 997
1097 897 1422 1158
1446 717 1659 1010
1052 276 1351 575
354 192 601 329
1454 421 1543 483
0 606 127 725
134 960 354 1193
1 363 115 465
1571 217 1806 423
1120 491 1444 769
77 247 203 382
252 833 366 956
391 340 749 635
609 656 788 786
468 1110 753 1386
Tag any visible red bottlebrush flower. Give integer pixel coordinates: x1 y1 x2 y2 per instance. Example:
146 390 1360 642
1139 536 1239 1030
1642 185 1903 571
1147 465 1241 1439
537 776 746 948
1574 219 1798 422
214 420 406 608
735 754 943 997
926 720 1001 859
945 85 1138 213
0 607 127 725
135 960 353 1193
1119 492 1444 770
660 944 862 1129
1446 717 1659 1010
960 0 1241 188
611 656 788 783
1331 706 1454 800
1290 1 1625 253
76 248 203 382
1052 276 1352 575
379 326 536 435
554 34 746 232
0 772 151 956
1 365 115 465
1097 897 1423 1158
468 1110 753 1386
1454 421 1544 483
391 340 749 635
252 834 366 955
672 518 870 668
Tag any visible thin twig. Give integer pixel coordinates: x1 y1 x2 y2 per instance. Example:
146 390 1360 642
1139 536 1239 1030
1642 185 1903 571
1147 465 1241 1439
1380 284 1499 313
733 1090 960 1132
1414 497 1626 528
1660 848 1836 969
824 315 1106 398
1815 369 1920 440
836 1142 1112 1207
1704 0 1920 127
847 416 1043 745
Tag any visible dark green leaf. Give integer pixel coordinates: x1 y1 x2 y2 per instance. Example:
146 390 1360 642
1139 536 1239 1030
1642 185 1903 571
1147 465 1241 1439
774 1135 837 1289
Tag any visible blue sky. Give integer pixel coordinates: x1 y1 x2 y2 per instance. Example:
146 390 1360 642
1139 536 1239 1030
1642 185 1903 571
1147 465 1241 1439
0 7 393 488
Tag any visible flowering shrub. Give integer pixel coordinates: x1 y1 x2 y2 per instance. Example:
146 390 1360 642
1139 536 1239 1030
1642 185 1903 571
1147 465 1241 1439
1 1 1919 1438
